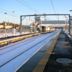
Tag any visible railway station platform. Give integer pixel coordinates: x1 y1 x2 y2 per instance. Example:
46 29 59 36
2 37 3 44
0 30 60 72
17 31 72 72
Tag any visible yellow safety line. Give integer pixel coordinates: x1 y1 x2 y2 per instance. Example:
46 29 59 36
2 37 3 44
33 35 59 72
0 33 40 46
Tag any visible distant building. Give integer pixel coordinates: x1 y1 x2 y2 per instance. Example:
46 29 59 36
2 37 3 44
0 22 20 37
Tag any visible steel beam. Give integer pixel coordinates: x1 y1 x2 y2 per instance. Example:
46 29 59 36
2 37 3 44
20 14 70 17
20 13 71 34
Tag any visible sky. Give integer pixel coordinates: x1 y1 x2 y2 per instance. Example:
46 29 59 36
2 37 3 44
0 0 72 24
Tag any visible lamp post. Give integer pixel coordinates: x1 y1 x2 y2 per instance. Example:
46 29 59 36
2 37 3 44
12 11 16 36
4 12 7 37
70 10 72 13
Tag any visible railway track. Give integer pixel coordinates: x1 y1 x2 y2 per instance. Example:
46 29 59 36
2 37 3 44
0 32 40 47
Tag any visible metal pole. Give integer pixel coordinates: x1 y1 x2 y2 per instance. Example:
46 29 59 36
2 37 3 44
69 15 71 35
12 11 16 36
20 16 22 34
4 12 7 37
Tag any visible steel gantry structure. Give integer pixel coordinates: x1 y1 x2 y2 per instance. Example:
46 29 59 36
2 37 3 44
20 14 71 35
